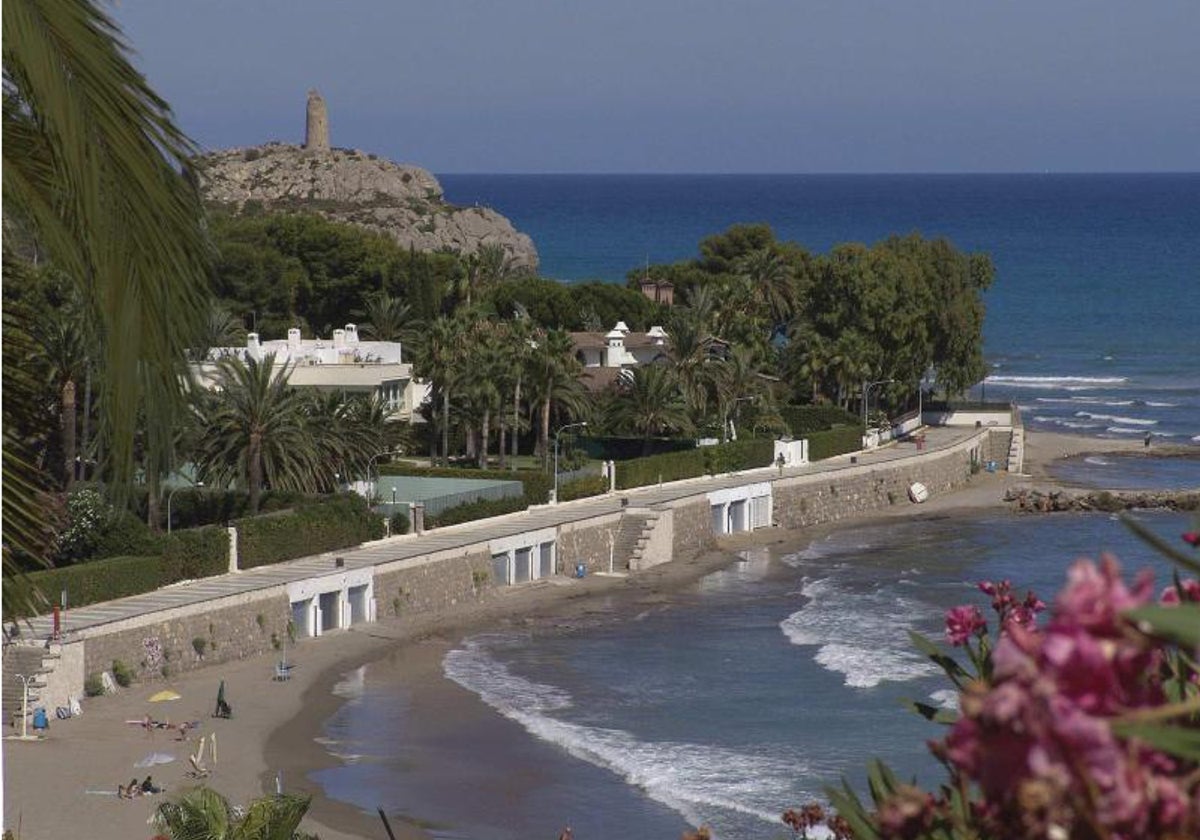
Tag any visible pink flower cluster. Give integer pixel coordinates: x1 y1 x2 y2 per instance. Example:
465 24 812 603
944 605 986 646
941 556 1197 839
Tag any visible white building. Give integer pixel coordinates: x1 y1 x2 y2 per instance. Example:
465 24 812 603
571 321 671 390
194 324 430 419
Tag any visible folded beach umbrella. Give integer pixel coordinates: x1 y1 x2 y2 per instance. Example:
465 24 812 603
148 690 181 702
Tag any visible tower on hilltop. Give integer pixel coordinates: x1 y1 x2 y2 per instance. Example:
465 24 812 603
305 89 330 151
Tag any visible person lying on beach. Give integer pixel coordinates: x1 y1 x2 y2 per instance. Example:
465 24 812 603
118 778 142 799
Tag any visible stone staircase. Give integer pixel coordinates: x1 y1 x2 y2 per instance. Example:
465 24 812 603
2 641 60 728
611 510 660 571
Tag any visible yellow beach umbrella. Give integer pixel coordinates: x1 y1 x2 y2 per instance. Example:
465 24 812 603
148 690 181 702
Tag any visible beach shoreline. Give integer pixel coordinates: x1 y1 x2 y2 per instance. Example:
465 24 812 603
4 430 1178 840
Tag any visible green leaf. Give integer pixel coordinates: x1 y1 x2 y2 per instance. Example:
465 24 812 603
824 779 880 840
1124 605 1200 649
1120 514 1200 576
1112 721 1200 762
909 630 971 686
867 758 900 804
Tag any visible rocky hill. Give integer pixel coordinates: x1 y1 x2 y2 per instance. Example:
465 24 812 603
193 142 538 270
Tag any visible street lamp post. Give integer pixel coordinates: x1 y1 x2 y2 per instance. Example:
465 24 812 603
553 421 588 505
166 480 204 535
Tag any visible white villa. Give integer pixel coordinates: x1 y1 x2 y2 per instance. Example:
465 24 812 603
193 324 430 419
570 321 671 390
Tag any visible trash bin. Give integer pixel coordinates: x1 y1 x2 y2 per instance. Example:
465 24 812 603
574 563 587 579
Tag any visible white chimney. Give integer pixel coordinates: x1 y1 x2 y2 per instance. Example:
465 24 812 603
333 328 346 349
614 320 630 335
605 328 625 368
647 325 667 344
246 332 261 361
345 323 359 345
287 327 301 348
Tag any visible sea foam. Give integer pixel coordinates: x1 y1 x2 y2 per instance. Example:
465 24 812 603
779 578 936 688
443 638 813 834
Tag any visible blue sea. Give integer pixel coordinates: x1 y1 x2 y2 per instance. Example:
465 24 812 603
440 174 1200 445
310 175 1200 838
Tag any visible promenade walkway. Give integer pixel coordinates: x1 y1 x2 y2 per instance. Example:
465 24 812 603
23 426 984 639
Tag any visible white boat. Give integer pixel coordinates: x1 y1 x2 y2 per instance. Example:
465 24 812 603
908 482 929 504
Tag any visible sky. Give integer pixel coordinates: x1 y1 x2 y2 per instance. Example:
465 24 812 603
114 0 1200 174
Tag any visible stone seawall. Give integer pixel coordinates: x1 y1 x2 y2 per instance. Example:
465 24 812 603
774 433 987 529
63 429 996 693
558 514 622 574
80 593 292 687
374 548 494 620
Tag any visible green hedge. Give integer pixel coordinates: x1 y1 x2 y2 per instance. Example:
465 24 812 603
236 494 384 569
615 439 774 490
10 524 231 617
378 463 553 505
807 426 865 461
778 405 863 436
425 494 529 529
559 475 608 502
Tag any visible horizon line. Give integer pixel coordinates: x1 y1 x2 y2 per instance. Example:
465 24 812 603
435 170 1200 177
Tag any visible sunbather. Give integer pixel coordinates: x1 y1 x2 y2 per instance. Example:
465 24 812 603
140 776 162 795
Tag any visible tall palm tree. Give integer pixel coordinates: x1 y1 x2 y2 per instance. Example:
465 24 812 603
666 315 714 424
194 354 318 514
712 346 767 441
413 316 465 465
153 786 317 840
29 291 90 487
527 329 587 467
609 365 693 454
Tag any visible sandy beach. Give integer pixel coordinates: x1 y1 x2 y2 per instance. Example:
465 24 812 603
2 430 1175 840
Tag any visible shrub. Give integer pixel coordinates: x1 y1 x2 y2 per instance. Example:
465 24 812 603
159 526 229 579
91 510 159 559
236 494 384 569
242 148 261 162
11 554 170 616
84 673 105 697
191 637 207 658
389 510 410 536
111 659 134 687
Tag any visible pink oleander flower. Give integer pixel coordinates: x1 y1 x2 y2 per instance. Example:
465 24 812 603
1182 531 1200 547
1053 554 1153 636
1159 578 1200 604
945 605 987 646
942 557 1191 838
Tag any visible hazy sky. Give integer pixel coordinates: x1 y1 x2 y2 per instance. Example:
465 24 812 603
114 0 1199 173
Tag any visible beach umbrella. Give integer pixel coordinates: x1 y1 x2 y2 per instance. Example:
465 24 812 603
135 752 176 768
148 690 181 702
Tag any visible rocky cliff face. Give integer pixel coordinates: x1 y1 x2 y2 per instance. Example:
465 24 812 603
194 143 538 270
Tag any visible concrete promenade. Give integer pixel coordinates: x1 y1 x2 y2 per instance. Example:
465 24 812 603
22 426 986 641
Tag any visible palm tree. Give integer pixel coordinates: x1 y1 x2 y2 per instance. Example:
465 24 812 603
4 0 212 498
412 316 465 465
357 290 418 345
153 786 317 840
666 315 713 424
195 302 247 360
735 247 795 330
29 291 90 487
609 365 693 454
194 354 318 514
527 329 587 467
712 346 767 441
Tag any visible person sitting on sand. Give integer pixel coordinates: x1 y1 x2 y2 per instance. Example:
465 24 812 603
140 776 161 795
119 777 142 799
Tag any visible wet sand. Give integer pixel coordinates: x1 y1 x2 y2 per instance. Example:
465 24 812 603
3 429 1143 840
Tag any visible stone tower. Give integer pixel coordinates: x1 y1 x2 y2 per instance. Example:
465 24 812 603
304 89 330 151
